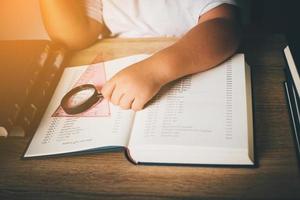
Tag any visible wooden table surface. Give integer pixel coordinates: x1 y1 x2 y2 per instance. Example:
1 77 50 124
1 34 300 200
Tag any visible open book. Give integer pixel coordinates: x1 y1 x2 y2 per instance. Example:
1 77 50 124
24 54 254 165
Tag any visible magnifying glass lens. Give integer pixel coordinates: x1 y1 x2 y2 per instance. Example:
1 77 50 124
66 88 95 108
61 84 103 115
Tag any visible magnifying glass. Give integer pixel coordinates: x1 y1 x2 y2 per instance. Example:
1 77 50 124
60 84 103 115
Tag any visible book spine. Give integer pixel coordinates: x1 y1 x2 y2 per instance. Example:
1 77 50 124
125 147 139 165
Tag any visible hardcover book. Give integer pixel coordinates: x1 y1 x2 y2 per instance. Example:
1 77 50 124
24 54 254 166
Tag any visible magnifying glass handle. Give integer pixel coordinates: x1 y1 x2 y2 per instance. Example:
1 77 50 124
97 93 104 98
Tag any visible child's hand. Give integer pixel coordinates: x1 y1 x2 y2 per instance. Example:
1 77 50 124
101 60 165 111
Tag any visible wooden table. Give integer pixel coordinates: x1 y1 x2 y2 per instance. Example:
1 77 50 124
1 34 300 200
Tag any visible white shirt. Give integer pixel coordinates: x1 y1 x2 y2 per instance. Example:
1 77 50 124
83 0 237 38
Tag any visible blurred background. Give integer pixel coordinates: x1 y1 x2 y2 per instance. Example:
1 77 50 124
0 0 297 40
0 0 48 40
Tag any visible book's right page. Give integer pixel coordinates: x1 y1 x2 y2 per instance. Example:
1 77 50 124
128 54 254 165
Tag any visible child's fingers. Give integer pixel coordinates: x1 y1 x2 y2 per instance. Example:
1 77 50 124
101 81 115 100
110 87 123 105
119 95 134 110
131 98 145 111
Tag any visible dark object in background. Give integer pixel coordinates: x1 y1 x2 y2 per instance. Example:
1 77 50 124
268 0 300 162
283 45 300 162
284 30 300 161
0 41 68 137
250 0 300 161
251 0 300 34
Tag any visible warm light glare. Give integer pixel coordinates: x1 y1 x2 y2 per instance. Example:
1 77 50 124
0 0 48 40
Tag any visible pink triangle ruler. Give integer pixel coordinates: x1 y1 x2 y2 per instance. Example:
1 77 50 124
52 61 111 117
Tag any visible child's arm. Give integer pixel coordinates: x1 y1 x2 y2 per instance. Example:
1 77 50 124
39 0 104 49
101 4 241 111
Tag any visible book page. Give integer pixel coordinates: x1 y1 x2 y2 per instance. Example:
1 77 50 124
25 55 149 157
128 54 252 164
284 46 300 97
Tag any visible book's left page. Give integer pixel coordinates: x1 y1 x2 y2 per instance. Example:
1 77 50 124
24 57 138 158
